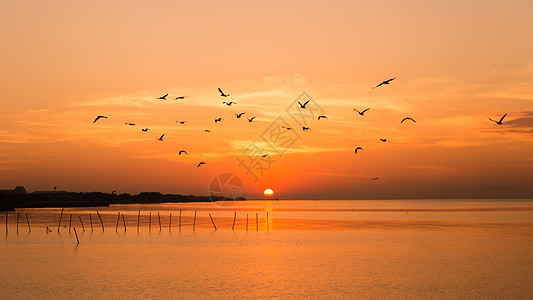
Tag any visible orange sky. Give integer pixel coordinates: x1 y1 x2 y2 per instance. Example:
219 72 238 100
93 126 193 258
1 1 532 199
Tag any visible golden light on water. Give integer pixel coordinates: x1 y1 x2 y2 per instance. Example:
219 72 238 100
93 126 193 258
263 189 274 197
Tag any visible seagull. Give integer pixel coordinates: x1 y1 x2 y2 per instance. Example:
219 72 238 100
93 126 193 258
176 121 186 124
235 112 245 118
281 126 293 130
214 118 223 123
178 150 188 155
157 94 168 100
373 77 396 89
204 129 211 132
372 177 380 180
247 117 256 122
218 88 229 97
302 127 310 131
141 128 150 132
380 138 389 142
175 96 187 100
223 101 237 106
93 115 107 123
298 100 310 109
261 154 268 157
489 113 507 125
157 134 165 141
354 108 370 115
354 147 364 154
318 115 327 120
197 162 206 167
125 123 135 126
401 117 416 123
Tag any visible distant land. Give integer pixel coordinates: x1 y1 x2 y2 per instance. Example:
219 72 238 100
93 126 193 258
0 186 244 211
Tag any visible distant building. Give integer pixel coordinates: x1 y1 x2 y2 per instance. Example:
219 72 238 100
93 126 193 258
0 186 27 194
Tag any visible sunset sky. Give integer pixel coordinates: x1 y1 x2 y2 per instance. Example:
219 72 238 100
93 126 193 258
1 1 532 199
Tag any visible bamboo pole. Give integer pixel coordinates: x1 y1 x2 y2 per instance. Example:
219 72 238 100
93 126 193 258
169 213 172 232
96 211 104 231
25 213 31 233
78 216 85 232
73 227 79 245
266 212 269 232
115 212 120 232
137 211 140 233
232 211 236 231
57 208 64 232
193 211 196 232
89 214 93 232
16 212 20 234
122 214 126 232
209 213 217 231
256 213 258 231
179 209 182 233
69 214 72 233
149 212 151 233
5 211 8 235
246 214 248 231
158 212 161 231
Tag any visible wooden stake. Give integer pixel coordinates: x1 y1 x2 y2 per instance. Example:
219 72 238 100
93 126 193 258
73 227 79 245
149 212 151 232
122 214 126 232
89 214 93 232
115 212 120 232
137 211 140 233
246 214 248 231
96 211 104 231
256 213 258 231
16 212 20 234
5 211 7 235
232 211 236 231
25 213 31 233
266 212 269 232
169 213 172 232
69 214 72 233
57 208 64 232
78 216 85 232
193 211 196 232
158 212 161 231
179 209 182 233
209 213 217 231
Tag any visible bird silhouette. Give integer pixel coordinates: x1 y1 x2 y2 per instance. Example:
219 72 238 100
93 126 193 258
157 134 165 141
247 117 256 122
354 108 370 115
380 138 389 142
204 129 211 132
235 112 245 118
401 117 416 123
177 121 186 124
179 150 188 155
93 115 107 123
141 128 150 132
175 96 187 100
223 101 236 106
281 126 293 130
214 118 223 123
318 115 327 120
298 100 310 109
125 123 135 126
372 177 380 180
262 154 268 157
218 88 229 97
373 77 396 89
489 113 507 125
157 94 168 100
197 162 206 167
354 147 364 154
302 127 310 131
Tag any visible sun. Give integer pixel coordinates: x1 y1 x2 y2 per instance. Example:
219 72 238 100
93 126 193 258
263 188 274 197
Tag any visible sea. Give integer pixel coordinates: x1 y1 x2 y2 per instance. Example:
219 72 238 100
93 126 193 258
1 199 533 299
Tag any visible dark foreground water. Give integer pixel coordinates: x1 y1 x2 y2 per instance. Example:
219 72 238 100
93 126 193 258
1 199 533 299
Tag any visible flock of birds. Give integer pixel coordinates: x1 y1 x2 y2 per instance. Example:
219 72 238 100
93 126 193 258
93 77 509 176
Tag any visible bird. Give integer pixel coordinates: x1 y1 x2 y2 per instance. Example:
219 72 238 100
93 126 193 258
141 128 150 132
354 108 370 115
214 118 223 123
372 177 380 181
156 134 165 141
197 162 206 167
176 121 186 124
380 138 389 142
401 117 416 123
125 123 135 126
373 77 396 89
354 147 364 154
179 150 188 155
489 113 507 125
281 126 293 130
318 115 327 120
302 127 310 131
298 100 310 109
223 101 237 106
247 117 256 122
204 129 211 132
218 88 229 97
157 94 168 100
175 96 187 100
235 112 245 118
93 115 107 123
112 190 116 194
261 154 268 157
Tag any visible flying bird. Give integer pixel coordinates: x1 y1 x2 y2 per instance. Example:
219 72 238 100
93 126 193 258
157 94 168 100
125 123 135 126
261 154 268 157
380 138 389 142
354 147 364 154
214 118 223 123
489 113 507 125
178 150 188 155
235 112 245 118
197 162 206 167
281 126 293 130
302 127 310 131
204 129 211 132
157 134 165 141
401 117 416 123
218 88 229 97
373 77 396 89
141 128 150 132
93 115 107 123
175 96 187 100
372 177 380 181
247 117 256 122
354 108 370 115
223 101 237 106
176 121 186 124
298 100 310 109
318 115 327 120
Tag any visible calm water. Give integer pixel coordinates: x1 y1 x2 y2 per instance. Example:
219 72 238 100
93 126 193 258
2 199 533 299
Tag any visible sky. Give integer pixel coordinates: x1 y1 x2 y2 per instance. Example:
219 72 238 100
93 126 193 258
1 0 532 199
